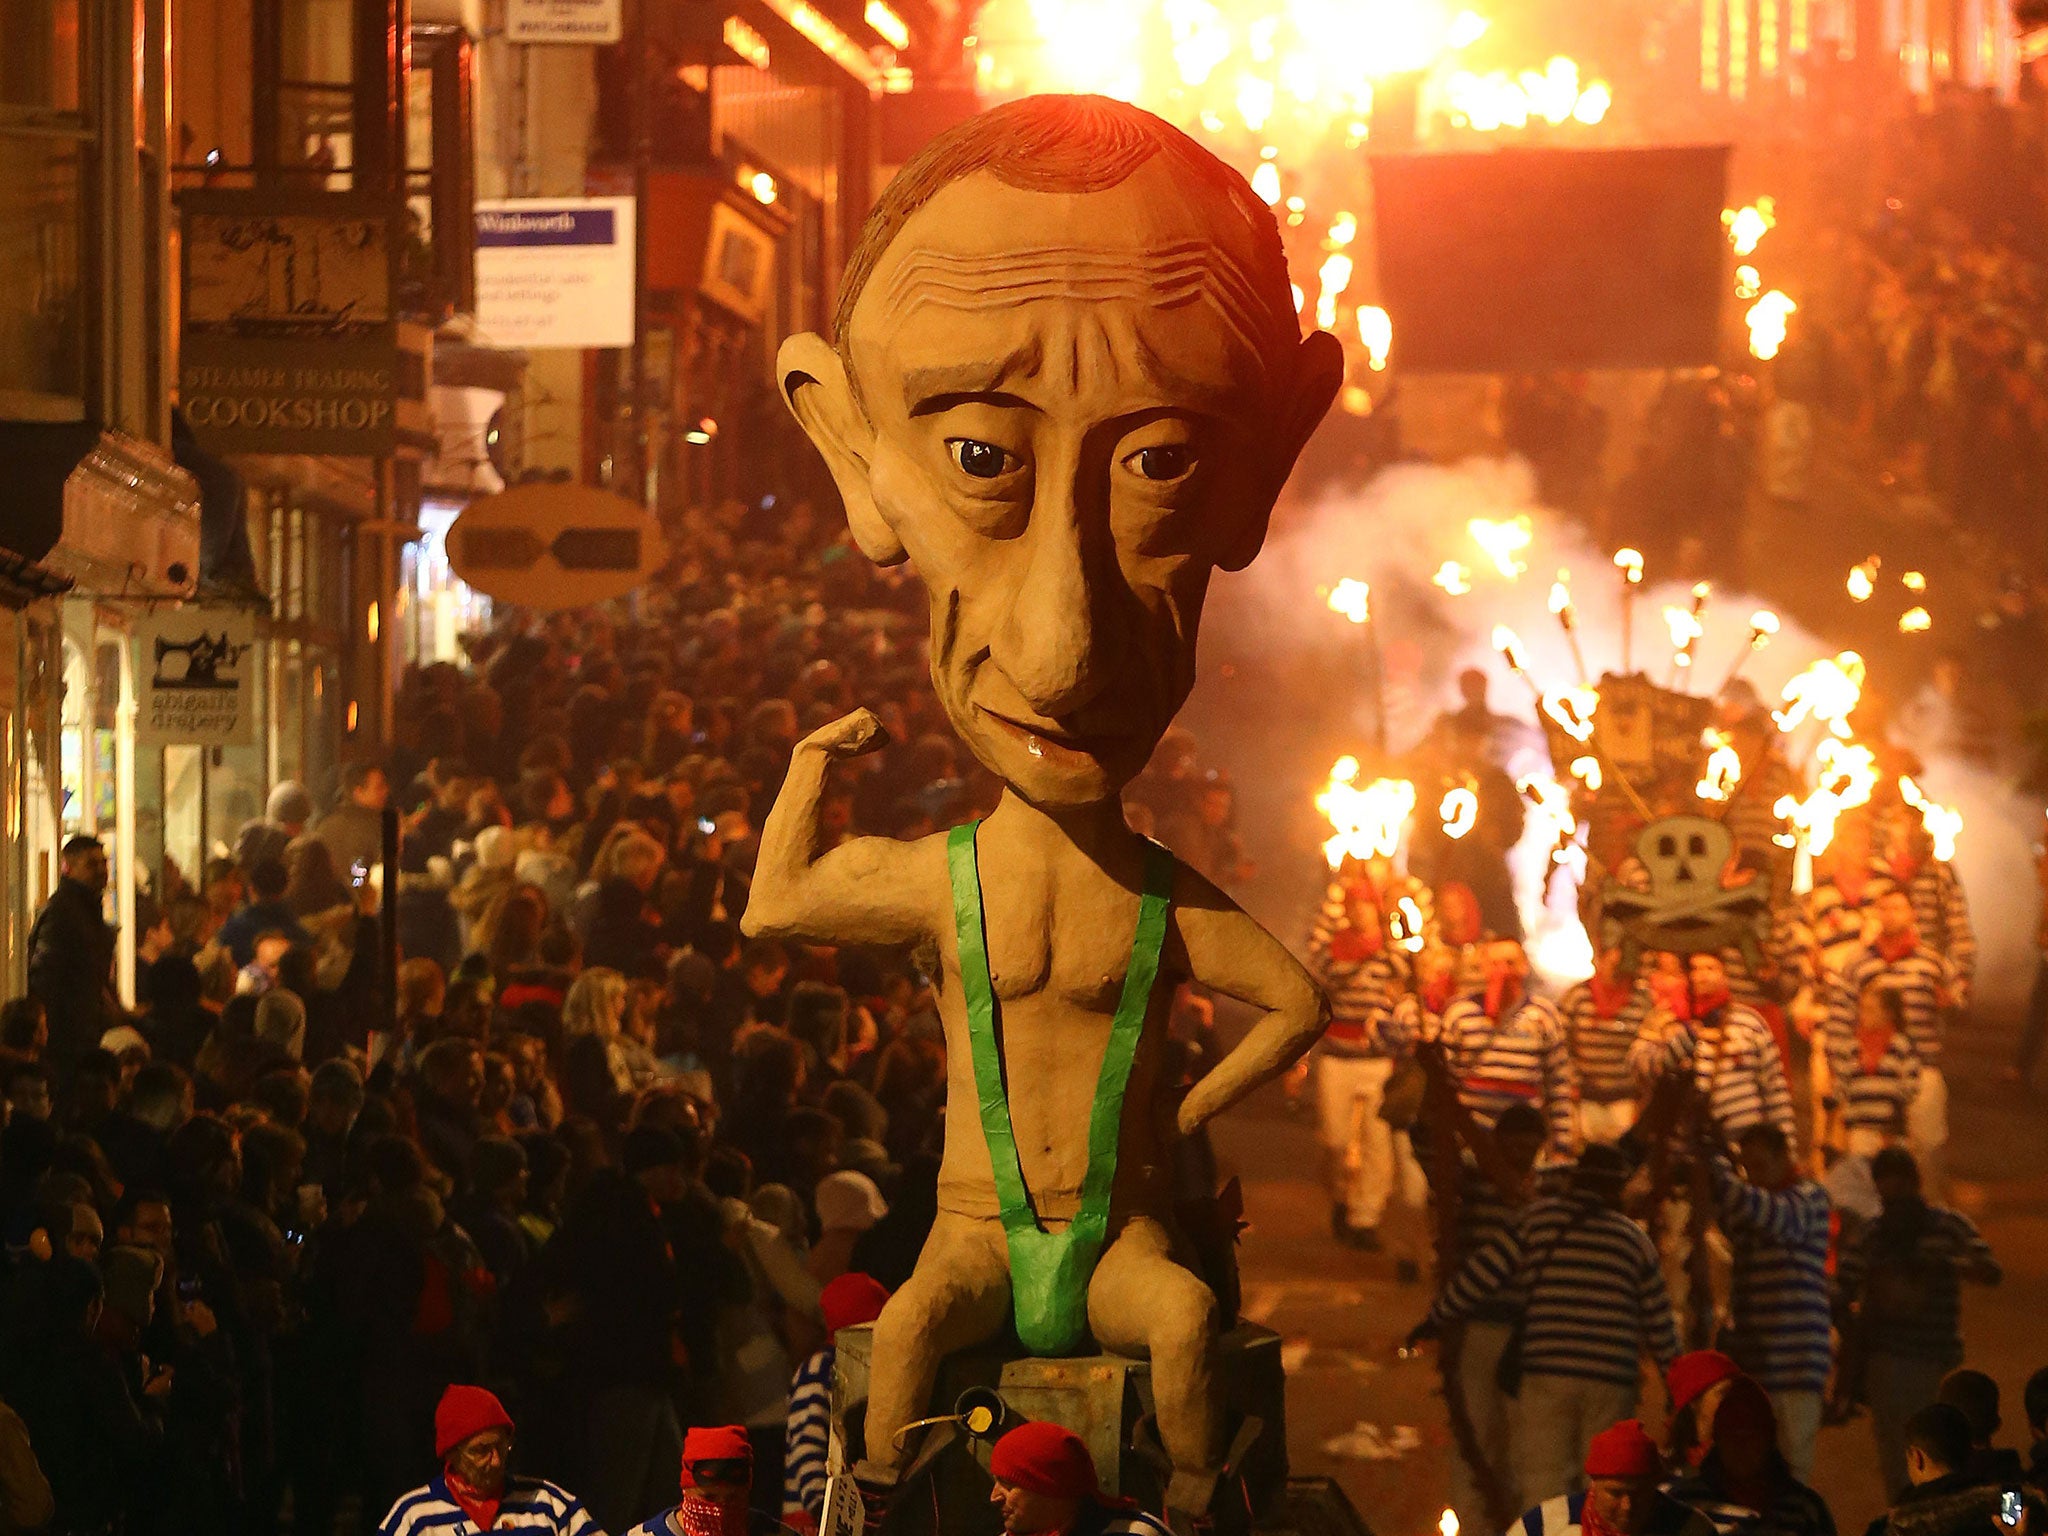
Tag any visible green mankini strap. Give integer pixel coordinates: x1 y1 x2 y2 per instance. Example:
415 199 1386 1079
945 821 1175 1357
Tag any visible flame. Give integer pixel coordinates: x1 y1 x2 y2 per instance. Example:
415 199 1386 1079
1663 604 1705 649
1697 727 1743 802
1445 56 1610 131
1492 624 1528 672
1327 209 1359 247
1251 160 1283 204
1722 196 1777 256
1899 606 1931 633
1774 651 1865 739
1316 758 1417 867
1569 754 1603 791
1773 737 1879 856
1440 786 1478 840
1735 263 1761 300
1468 516 1533 580
1518 773 1579 850
1902 570 1927 592
1847 557 1879 602
1900 775 1963 861
1315 251 1354 330
1749 609 1780 644
1441 1511 1461 1536
1393 894 1428 951
1747 289 1797 360
1357 305 1393 370
1613 547 1644 585
1548 577 1573 618
1543 686 1598 743
1432 561 1472 595
1328 577 1372 624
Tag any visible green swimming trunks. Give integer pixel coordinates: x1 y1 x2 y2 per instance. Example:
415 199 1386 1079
945 821 1174 1357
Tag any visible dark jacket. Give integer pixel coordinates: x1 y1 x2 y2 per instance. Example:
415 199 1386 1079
27 879 117 1069
215 900 311 969
1865 1473 2004 1536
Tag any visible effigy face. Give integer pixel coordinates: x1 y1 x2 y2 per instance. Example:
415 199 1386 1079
781 113 1341 807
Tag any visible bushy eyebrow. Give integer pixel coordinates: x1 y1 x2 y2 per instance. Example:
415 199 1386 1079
902 361 1041 417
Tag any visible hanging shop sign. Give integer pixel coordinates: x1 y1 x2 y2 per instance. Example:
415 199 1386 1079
135 607 259 746
178 191 413 456
475 198 636 349
447 481 665 611
507 0 621 43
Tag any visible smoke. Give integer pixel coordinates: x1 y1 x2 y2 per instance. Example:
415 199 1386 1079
1186 455 2037 1011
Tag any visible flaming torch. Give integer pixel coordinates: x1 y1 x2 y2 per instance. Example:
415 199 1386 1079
1774 652 1866 739
1614 547 1643 673
1549 572 1589 683
1469 516 1533 580
1697 727 1743 802
1900 776 1963 861
1718 609 1780 693
1432 561 1473 596
1440 786 1479 840
1316 757 1417 868
1327 577 1371 624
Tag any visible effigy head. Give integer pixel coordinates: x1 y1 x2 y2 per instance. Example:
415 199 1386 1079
780 94 1342 807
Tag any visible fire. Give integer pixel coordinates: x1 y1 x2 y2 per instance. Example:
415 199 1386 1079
1662 603 1704 660
1440 786 1478 839
1517 773 1579 854
1735 264 1761 300
1746 290 1796 361
1468 516 1533 579
1548 578 1573 619
1391 895 1428 952
1697 727 1743 802
1847 557 1879 602
1722 197 1777 256
1327 577 1372 624
1613 547 1644 585
1900 776 1963 861
1773 738 1879 856
1316 757 1417 867
1569 754 1603 791
1432 561 1473 595
1445 56 1611 132
1748 609 1780 644
1315 251 1354 330
1357 305 1393 371
1492 624 1528 672
1902 570 1927 592
1774 651 1866 739
1441 1511 1461 1536
1899 606 1931 634
1543 687 1598 743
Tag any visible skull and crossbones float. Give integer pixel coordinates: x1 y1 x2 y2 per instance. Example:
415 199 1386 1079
1597 814 1770 974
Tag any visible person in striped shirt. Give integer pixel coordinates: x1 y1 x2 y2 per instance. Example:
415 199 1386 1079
1874 807 1976 1008
1306 873 1425 1249
1559 949 1653 1145
1436 940 1577 1155
1705 1124 1833 1480
1509 1419 1718 1536
378 1385 601 1536
1420 1145 1679 1505
1835 891 1956 1189
1628 952 1795 1146
782 1273 890 1532
1820 981 1921 1157
1833 1147 2003 1498
628 1424 783 1536
987 1421 1172 1536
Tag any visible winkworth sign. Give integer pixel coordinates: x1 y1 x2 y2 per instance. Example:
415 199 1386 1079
475 198 636 350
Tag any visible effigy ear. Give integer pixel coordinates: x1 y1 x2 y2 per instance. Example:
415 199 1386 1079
778 331 907 566
1218 329 1345 573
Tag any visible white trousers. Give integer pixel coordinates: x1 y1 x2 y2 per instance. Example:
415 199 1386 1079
1316 1054 1427 1229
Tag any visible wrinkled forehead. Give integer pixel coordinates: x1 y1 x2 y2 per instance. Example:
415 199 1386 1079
847 166 1290 412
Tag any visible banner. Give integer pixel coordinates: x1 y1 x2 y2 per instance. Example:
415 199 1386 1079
475 199 636 349
507 0 620 42
136 609 259 746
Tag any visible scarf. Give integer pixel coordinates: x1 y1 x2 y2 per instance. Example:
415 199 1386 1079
445 1471 501 1531
1888 847 1921 886
1857 1016 1896 1075
1483 966 1520 1020
1876 925 1919 964
1690 983 1732 1019
674 1496 751 1536
1422 973 1456 1014
1330 920 1383 963
1589 975 1635 1018
1581 1495 1629 1536
1651 972 1692 1022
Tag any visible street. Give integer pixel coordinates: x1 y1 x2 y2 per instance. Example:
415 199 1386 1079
1217 1009 2048 1536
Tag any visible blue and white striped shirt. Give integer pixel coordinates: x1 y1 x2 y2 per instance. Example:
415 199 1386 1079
1820 1012 1921 1132
1437 995 1577 1152
378 1477 600 1536
1708 1155 1833 1393
1427 1193 1679 1386
1834 942 1953 1063
783 1346 834 1522
1629 1004 1794 1142
1557 979 1652 1103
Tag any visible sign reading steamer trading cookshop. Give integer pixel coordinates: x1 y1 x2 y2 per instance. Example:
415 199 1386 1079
475 199 636 350
178 191 412 456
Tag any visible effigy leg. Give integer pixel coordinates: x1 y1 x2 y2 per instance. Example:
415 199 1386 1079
1087 1216 1223 1514
861 1212 1013 1478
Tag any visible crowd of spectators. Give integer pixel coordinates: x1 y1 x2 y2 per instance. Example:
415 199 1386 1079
0 498 1238 1536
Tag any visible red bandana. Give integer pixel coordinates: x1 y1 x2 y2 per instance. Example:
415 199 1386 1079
1330 922 1383 963
1483 966 1520 1020
1690 984 1731 1018
1422 974 1455 1014
1589 976 1635 1018
675 1497 749 1536
444 1471 501 1531
1876 926 1919 964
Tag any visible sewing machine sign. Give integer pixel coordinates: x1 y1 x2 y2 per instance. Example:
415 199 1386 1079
135 608 258 746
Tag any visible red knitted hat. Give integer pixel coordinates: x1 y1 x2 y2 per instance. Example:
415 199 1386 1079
1584 1420 1661 1479
990 1422 1102 1502
680 1425 753 1489
435 1385 514 1459
1666 1351 1741 1414
821 1272 891 1337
